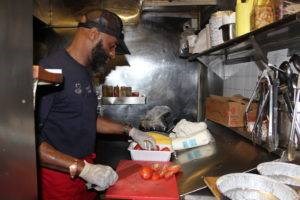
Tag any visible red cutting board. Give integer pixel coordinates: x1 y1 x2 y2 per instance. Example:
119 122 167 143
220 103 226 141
105 160 179 200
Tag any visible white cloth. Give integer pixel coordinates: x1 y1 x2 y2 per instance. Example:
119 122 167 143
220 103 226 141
172 119 207 138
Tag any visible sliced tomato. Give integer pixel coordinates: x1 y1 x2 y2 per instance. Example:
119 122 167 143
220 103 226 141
151 163 161 172
158 164 169 178
151 145 160 151
151 172 161 180
139 166 153 180
160 147 170 151
134 144 143 150
167 164 181 174
164 171 174 179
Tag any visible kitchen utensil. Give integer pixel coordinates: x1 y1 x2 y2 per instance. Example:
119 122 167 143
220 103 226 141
288 74 300 161
246 38 280 151
290 54 300 73
245 66 279 151
105 160 179 200
279 61 294 98
219 23 235 41
257 161 300 188
216 173 299 200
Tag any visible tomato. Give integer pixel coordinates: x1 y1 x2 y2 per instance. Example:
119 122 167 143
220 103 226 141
164 171 174 179
151 172 161 180
139 166 153 180
160 147 170 151
134 144 143 150
158 164 168 178
151 145 160 151
151 163 161 171
167 164 181 174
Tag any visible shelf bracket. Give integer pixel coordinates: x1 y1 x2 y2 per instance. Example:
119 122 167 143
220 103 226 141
250 36 269 71
223 48 255 65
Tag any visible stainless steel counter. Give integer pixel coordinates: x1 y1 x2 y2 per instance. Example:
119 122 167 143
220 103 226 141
174 121 278 196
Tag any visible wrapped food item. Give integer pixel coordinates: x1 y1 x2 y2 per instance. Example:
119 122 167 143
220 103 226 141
113 85 119 97
236 0 255 36
171 129 214 151
209 11 224 46
275 0 300 20
120 86 127 97
125 87 132 97
252 0 276 30
102 85 114 97
172 119 207 137
148 132 172 145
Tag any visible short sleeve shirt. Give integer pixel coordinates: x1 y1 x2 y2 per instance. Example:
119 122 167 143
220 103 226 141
36 49 97 158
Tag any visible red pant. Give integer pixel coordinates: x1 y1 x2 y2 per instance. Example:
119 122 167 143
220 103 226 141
40 154 97 200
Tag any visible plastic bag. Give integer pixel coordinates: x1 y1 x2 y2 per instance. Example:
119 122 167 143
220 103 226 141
252 0 276 30
140 106 172 132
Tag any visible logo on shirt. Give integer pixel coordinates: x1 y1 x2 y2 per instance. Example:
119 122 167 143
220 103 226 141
74 83 82 94
85 85 92 94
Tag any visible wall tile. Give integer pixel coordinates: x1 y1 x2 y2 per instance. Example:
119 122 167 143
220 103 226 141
217 50 288 98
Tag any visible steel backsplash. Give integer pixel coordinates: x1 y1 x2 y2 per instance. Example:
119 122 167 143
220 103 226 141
102 16 199 128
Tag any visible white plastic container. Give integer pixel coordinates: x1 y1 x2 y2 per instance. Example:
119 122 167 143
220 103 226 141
128 142 172 162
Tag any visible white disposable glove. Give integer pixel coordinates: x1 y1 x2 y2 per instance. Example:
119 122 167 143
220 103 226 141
79 161 118 191
129 128 156 150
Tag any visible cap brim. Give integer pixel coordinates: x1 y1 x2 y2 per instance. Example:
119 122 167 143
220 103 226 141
116 39 130 55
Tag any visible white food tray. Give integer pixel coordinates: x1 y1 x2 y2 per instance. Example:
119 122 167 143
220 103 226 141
128 142 172 162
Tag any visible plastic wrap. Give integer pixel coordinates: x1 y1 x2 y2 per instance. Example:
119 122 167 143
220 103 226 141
140 106 172 132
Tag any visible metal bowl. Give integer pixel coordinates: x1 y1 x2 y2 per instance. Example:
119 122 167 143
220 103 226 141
219 23 235 41
257 162 300 188
216 173 299 200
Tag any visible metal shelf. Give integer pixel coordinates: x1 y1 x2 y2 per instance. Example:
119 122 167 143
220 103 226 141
100 97 146 105
188 12 300 63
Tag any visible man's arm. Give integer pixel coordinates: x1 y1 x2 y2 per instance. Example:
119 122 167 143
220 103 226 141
39 142 85 176
39 141 118 190
96 117 157 150
96 117 131 135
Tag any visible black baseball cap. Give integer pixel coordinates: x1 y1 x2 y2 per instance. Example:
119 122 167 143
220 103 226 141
78 9 130 55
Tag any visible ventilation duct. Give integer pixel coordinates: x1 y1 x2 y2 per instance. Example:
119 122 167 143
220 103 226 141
34 0 142 27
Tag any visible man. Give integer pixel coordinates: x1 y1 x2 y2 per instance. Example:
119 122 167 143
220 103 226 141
36 9 155 200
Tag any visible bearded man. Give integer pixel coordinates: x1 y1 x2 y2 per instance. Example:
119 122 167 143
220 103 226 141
36 9 155 200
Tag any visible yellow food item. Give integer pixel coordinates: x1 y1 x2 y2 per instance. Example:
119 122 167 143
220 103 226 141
148 132 171 145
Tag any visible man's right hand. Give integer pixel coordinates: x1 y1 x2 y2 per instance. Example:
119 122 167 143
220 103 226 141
79 161 118 191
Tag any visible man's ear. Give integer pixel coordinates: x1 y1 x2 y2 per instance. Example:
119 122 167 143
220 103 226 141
88 28 100 42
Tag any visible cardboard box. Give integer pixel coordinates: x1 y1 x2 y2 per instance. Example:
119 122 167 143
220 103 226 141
205 95 257 127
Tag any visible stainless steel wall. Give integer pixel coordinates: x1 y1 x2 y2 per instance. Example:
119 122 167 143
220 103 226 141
0 1 37 199
102 16 200 127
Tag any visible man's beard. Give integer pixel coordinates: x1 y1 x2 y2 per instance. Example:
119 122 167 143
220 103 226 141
90 40 109 70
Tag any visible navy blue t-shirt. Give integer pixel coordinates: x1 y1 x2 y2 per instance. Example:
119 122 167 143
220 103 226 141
36 49 97 158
